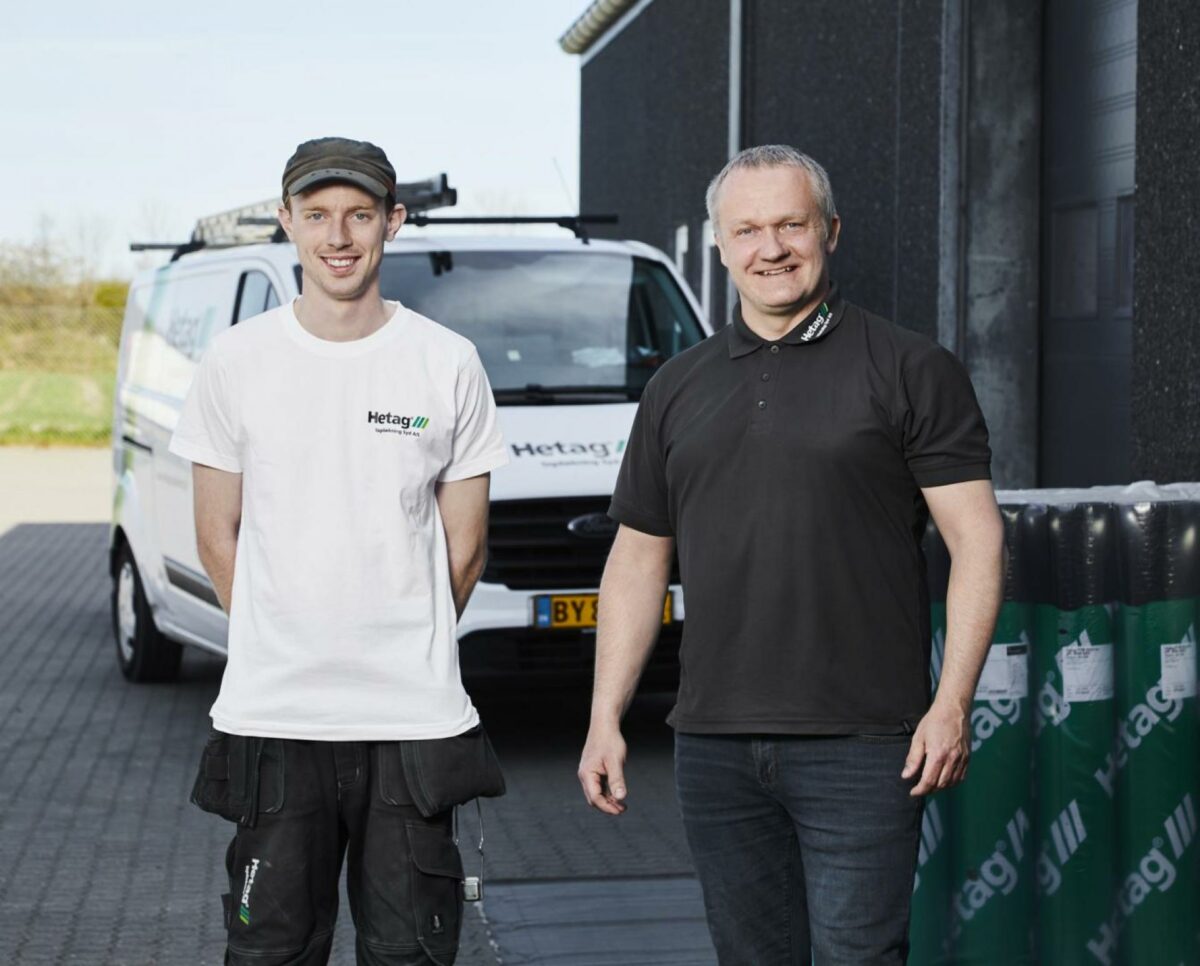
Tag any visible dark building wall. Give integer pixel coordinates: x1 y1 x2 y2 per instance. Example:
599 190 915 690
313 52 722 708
1039 0 1135 487
574 0 1044 486
747 0 944 340
579 0 728 298
1133 4 1200 482
963 0 1041 488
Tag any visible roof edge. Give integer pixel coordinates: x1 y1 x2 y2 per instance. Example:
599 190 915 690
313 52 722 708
558 0 643 55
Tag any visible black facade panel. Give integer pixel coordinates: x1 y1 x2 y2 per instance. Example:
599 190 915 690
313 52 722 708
893 0 944 342
748 0 896 323
1039 0 1135 486
579 0 728 310
747 0 943 338
1133 4 1200 481
963 0 1042 488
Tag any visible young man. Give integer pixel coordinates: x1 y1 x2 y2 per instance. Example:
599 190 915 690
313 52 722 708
579 145 1006 963
171 137 508 965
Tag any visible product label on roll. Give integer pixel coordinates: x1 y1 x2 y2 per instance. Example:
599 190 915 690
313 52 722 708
1062 642 1114 703
1160 637 1196 700
976 640 1030 700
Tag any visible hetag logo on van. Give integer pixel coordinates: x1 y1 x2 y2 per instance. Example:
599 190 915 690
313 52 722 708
510 439 627 468
1085 793 1196 965
567 513 619 540
1093 673 1187 798
165 305 218 361
367 411 429 438
1036 799 1087 896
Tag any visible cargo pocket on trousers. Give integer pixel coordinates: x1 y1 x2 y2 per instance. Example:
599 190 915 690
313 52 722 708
190 731 284 826
405 822 464 959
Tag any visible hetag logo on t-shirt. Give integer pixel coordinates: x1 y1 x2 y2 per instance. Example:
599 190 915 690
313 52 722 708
367 411 429 438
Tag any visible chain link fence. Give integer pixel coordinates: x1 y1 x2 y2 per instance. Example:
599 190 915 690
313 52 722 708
0 303 124 445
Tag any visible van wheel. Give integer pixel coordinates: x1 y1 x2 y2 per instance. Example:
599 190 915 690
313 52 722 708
111 545 182 682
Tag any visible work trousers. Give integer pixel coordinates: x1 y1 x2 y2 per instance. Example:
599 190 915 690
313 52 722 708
197 734 464 966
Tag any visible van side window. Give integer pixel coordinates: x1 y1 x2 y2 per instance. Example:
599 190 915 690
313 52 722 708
233 271 279 324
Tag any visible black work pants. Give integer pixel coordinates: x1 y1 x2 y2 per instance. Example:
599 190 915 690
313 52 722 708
203 735 464 966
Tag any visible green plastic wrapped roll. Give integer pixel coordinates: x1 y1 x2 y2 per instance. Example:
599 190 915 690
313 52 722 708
940 506 1036 964
909 601 954 965
1108 598 1198 965
1033 504 1118 963
1100 502 1199 966
942 599 1035 964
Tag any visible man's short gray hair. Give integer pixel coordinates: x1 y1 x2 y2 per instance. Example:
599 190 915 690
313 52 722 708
705 145 837 238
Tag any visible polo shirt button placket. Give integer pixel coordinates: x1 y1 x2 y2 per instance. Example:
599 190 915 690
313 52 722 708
749 342 784 433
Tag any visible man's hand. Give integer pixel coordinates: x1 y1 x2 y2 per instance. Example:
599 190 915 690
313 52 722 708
578 725 629 815
901 700 971 796
578 525 674 816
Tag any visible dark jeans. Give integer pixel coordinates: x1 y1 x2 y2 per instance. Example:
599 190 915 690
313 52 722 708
200 735 464 966
675 733 923 966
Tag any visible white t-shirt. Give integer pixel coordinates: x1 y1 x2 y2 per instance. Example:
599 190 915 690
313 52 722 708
169 300 508 740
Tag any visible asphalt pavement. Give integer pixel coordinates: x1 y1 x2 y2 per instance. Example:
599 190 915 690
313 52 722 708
0 519 714 964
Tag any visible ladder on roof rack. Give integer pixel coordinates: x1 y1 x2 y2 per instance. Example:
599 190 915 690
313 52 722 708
129 172 462 261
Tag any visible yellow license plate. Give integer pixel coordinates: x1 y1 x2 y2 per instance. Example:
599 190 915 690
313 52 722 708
533 593 672 629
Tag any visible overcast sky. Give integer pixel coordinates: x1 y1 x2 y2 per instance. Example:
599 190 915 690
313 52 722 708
2 0 584 276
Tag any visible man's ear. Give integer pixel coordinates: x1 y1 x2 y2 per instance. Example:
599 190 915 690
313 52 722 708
825 214 841 254
277 203 294 242
385 203 407 242
713 228 730 269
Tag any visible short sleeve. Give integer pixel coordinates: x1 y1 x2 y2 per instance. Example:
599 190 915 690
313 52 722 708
438 350 509 482
168 347 242 473
901 345 992 487
609 385 673 536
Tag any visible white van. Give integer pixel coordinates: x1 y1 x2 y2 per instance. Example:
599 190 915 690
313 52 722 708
109 229 710 683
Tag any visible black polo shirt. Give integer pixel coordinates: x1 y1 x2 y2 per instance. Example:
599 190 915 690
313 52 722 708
609 290 991 734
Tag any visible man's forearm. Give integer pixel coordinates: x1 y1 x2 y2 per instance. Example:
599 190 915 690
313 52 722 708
198 534 238 614
448 547 486 619
934 540 1005 711
591 539 673 728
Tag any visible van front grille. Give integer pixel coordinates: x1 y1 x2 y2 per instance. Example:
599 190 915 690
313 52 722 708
483 497 617 590
483 496 680 591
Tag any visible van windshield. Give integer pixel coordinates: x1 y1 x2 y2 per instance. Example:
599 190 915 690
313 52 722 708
378 251 706 401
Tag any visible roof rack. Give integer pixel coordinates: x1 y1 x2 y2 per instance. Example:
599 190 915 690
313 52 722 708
405 214 618 243
130 172 460 262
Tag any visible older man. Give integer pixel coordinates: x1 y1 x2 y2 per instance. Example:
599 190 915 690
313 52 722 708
579 145 1005 963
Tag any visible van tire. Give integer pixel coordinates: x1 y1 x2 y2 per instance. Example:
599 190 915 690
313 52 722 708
111 545 182 682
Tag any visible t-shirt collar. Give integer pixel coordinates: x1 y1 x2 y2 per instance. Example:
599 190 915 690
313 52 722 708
727 284 844 358
283 298 408 358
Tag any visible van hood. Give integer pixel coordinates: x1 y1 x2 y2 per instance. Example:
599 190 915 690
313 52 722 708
492 403 638 501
